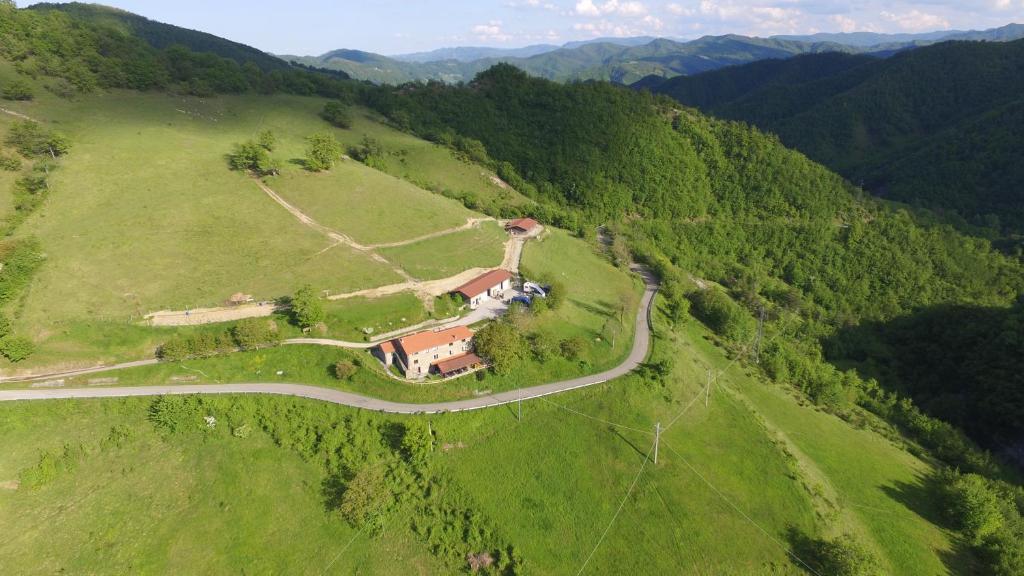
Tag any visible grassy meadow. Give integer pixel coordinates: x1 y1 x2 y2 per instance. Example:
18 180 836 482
0 298 960 574
6 228 644 401
267 156 477 246
0 84 513 371
336 107 534 212
0 398 443 575
379 221 507 280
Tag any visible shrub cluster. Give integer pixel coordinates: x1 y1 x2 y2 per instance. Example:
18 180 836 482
144 394 526 573
157 318 281 361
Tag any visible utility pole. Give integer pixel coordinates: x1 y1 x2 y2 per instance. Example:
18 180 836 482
428 420 433 452
755 304 766 364
653 422 661 464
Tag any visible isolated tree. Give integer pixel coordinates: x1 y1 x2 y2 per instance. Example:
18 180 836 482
339 464 390 529
333 359 357 380
474 321 526 375
304 131 342 171
228 140 278 175
545 279 567 311
256 129 276 151
401 421 432 466
321 100 352 128
291 285 325 329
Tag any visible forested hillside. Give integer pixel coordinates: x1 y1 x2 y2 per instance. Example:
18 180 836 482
0 1 351 97
27 2 291 72
364 64 1024 460
646 39 1024 240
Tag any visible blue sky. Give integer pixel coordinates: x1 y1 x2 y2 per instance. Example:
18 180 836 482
23 0 1024 55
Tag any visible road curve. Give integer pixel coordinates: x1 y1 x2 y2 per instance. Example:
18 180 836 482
0 268 657 414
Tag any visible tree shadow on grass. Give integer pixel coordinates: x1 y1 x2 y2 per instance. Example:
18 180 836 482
321 473 346 512
288 157 312 171
878 472 978 574
569 297 615 318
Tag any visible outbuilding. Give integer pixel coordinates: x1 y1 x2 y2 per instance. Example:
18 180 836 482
454 269 513 309
505 218 539 235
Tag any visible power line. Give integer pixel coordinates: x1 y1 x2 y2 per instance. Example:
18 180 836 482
660 441 823 576
663 309 798 433
536 395 654 436
319 523 367 576
576 443 655 576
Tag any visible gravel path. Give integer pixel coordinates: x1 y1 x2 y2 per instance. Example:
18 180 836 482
0 268 657 413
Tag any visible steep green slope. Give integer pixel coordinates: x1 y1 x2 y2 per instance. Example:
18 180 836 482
648 39 1024 237
28 2 292 72
636 52 877 109
364 63 1023 469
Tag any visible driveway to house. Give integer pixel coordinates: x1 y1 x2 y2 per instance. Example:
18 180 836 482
0 267 658 414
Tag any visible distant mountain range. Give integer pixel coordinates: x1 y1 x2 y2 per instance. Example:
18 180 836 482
641 38 1024 238
283 23 1024 85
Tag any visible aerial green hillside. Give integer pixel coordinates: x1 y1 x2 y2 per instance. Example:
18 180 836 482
0 303 968 575
1 4 1022 575
647 39 1024 240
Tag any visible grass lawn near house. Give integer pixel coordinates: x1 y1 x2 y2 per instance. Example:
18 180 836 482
378 221 507 281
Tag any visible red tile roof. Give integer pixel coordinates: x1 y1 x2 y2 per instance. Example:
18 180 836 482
506 218 539 232
378 340 395 354
396 326 473 355
437 353 483 375
455 269 513 299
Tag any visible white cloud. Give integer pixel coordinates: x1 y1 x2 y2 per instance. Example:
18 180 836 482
666 2 695 16
575 0 649 17
471 20 514 41
506 0 558 9
880 9 951 32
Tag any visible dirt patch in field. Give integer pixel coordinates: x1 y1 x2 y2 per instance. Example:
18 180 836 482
0 480 20 490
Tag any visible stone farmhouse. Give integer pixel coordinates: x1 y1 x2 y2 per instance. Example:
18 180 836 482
375 326 483 379
454 269 512 310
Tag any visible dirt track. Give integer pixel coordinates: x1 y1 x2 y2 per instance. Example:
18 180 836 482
145 179 540 326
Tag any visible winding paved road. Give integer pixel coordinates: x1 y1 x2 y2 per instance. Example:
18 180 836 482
0 268 657 414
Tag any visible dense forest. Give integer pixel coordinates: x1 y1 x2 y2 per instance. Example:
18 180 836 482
644 39 1024 242
363 64 1024 462
827 299 1024 461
